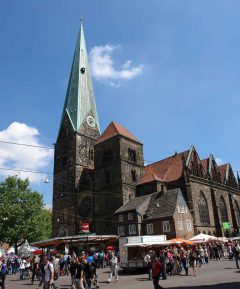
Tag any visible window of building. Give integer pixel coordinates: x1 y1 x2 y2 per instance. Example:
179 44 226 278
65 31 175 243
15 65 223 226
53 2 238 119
118 215 123 222
162 221 170 232
131 170 137 182
128 148 137 163
89 148 94 161
198 192 210 225
181 206 185 213
178 221 183 230
186 220 192 231
118 226 125 236
219 196 228 223
146 223 154 234
178 194 186 214
128 213 133 220
129 224 136 235
234 200 240 225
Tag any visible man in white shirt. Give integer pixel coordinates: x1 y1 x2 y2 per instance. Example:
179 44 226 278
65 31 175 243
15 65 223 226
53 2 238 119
107 252 118 283
19 258 27 280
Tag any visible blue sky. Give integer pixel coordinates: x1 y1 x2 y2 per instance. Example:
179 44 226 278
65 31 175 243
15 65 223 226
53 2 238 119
0 0 240 205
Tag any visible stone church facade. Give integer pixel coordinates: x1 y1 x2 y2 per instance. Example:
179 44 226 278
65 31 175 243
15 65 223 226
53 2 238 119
52 23 240 238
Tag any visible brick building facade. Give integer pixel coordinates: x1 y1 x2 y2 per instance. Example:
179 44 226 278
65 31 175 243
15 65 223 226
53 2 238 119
52 23 240 238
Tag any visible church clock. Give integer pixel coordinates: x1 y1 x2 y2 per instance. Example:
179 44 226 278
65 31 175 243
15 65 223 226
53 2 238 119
86 115 96 128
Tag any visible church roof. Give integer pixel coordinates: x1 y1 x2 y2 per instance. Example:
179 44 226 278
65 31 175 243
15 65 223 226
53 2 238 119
201 158 209 172
218 164 228 180
138 150 189 185
59 21 100 134
138 172 164 185
95 121 141 145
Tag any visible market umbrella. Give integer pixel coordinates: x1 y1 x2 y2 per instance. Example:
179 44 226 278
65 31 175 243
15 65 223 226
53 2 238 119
169 238 194 245
106 245 115 251
189 233 217 242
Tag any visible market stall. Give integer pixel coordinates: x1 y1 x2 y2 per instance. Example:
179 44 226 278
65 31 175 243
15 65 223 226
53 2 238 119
119 235 169 271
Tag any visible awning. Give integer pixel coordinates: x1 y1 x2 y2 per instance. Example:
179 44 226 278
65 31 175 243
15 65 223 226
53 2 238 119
124 241 171 247
31 235 118 248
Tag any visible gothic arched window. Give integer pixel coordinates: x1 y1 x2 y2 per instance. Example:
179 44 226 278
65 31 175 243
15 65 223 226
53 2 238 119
219 196 228 223
234 200 240 225
198 192 210 225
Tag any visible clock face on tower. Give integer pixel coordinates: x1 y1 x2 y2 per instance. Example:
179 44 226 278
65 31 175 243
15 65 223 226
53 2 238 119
86 115 96 128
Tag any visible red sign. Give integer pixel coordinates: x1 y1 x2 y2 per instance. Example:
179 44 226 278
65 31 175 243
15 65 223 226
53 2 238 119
80 222 90 233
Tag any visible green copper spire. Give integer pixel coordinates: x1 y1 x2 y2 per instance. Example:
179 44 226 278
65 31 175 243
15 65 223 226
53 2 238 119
60 21 100 133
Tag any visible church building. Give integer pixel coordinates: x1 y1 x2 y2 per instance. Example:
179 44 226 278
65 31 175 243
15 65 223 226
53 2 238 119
52 22 240 238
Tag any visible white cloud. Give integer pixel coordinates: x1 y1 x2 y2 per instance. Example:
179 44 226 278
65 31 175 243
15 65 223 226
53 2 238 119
0 122 53 184
215 157 224 165
90 44 143 85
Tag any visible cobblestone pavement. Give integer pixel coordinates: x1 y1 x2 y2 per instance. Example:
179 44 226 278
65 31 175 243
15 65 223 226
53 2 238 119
3 258 240 289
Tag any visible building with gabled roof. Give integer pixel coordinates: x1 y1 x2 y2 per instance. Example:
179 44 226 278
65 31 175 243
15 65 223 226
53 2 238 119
115 189 194 239
53 22 240 238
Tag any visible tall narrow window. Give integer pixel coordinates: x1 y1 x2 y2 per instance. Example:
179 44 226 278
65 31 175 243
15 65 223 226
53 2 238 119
128 149 137 163
234 200 240 225
219 196 228 223
89 148 94 161
131 170 137 182
146 223 154 234
198 192 210 225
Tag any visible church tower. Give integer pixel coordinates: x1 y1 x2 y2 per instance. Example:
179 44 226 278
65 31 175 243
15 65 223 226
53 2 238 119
52 21 100 237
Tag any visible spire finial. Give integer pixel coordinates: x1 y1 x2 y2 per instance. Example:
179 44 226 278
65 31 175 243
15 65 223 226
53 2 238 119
80 15 84 23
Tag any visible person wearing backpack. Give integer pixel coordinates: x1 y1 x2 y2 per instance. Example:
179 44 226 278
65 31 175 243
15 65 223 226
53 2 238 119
84 256 96 289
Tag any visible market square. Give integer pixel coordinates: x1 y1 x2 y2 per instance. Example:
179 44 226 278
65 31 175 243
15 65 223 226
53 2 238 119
1 1 240 289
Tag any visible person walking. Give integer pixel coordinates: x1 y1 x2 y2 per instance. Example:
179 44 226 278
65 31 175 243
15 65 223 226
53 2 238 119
43 256 58 289
0 258 7 289
189 250 198 277
32 255 39 284
107 252 118 283
19 257 26 280
84 256 96 289
144 250 153 280
159 250 167 280
35 258 45 289
75 257 84 289
233 243 240 269
151 253 164 289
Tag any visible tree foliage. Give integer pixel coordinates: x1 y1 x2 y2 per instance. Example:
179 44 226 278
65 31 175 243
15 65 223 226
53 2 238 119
0 176 52 248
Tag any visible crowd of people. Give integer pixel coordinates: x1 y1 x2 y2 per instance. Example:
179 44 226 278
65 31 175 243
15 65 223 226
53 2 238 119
144 241 240 289
0 240 240 289
0 249 120 289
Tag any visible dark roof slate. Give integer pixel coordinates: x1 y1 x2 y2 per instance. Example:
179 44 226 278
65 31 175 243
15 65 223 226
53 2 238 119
145 188 180 220
115 194 152 214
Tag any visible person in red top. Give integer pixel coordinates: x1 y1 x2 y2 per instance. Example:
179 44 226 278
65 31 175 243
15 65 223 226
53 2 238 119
151 253 164 289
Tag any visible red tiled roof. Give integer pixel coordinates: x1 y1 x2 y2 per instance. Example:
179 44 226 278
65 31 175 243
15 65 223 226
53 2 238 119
96 121 141 145
138 172 164 185
138 150 189 185
201 158 209 172
218 164 228 179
